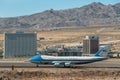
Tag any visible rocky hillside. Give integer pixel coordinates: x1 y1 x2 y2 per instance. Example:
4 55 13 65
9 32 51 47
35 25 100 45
0 2 120 28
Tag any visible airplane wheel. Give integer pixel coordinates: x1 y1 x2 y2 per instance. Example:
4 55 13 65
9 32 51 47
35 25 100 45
36 64 39 67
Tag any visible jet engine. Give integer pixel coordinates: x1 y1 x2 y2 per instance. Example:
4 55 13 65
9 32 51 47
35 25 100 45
64 63 71 67
54 63 65 67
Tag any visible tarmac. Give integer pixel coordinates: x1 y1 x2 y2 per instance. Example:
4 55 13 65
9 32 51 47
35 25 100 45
0 59 119 68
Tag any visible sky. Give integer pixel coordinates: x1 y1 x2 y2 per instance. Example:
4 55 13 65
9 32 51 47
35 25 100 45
0 0 120 17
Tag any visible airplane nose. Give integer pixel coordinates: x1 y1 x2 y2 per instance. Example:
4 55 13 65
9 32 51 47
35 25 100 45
29 55 42 62
29 57 34 62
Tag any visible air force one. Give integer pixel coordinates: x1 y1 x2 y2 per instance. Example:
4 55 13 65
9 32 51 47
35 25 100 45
29 48 108 67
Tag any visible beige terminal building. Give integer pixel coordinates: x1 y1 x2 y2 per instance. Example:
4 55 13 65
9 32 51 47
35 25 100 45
83 35 99 54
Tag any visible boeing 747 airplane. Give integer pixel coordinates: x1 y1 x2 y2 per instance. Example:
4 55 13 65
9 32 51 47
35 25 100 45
29 48 108 67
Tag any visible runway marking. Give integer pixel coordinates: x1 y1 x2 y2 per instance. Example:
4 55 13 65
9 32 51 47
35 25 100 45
0 61 25 63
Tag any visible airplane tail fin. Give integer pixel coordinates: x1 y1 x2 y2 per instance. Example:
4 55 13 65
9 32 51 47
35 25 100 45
94 48 108 57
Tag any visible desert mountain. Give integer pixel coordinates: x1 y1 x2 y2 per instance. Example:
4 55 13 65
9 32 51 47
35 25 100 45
0 2 120 28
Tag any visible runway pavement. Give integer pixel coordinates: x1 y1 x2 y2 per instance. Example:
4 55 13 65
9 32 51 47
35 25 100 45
0 60 119 68
83 60 120 68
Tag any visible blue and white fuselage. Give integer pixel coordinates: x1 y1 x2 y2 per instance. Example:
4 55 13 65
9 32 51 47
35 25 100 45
29 48 108 67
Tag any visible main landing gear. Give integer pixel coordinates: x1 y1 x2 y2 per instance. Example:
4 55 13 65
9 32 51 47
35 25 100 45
36 64 39 67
